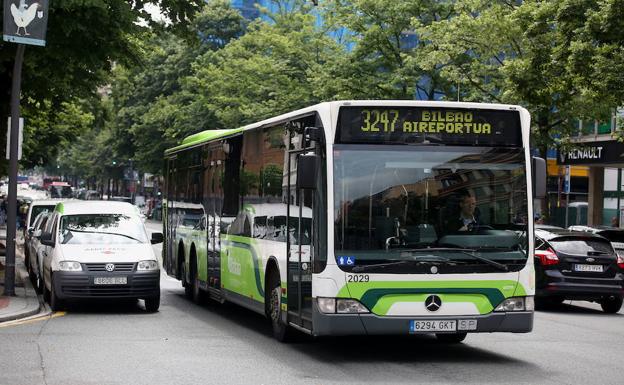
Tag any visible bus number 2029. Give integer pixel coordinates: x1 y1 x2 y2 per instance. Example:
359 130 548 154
347 275 370 283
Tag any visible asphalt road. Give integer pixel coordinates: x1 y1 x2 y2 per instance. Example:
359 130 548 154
0 221 622 385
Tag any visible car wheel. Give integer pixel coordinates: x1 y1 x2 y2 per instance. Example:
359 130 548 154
266 272 290 342
49 274 64 312
144 293 160 312
34 272 43 294
436 333 468 343
600 296 623 314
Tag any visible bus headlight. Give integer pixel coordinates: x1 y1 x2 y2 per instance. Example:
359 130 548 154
58 261 82 271
317 298 370 314
494 296 534 312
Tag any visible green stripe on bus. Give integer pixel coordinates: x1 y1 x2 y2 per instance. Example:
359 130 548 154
372 293 493 315
338 280 524 313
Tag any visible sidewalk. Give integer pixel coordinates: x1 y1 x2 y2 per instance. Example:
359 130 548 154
0 231 42 323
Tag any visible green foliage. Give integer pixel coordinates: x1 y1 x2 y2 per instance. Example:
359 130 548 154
417 0 624 153
316 0 456 100
191 7 343 128
0 0 203 174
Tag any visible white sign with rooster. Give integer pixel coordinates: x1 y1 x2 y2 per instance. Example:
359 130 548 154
3 0 49 46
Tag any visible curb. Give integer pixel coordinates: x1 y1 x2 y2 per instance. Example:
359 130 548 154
0 250 43 323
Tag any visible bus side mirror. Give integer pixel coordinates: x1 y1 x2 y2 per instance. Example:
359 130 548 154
532 156 546 199
297 154 320 190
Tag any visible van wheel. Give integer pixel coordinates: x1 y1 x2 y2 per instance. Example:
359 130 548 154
34 272 43 294
49 274 64 312
266 272 290 342
600 296 623 314
145 293 160 312
436 333 467 343
43 277 50 303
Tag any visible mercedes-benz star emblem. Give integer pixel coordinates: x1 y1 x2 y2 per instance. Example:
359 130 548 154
425 295 442 312
105 263 115 272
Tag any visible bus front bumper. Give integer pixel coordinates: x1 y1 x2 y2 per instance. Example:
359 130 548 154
311 303 533 336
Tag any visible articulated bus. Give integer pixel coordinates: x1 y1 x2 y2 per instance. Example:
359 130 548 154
163 100 546 342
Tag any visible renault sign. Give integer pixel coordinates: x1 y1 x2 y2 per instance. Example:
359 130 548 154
557 141 624 165
3 0 49 46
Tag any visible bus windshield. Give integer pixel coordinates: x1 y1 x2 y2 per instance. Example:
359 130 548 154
333 145 528 273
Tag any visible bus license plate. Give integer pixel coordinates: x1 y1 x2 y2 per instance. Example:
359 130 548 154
409 320 456 333
94 277 127 285
574 264 603 272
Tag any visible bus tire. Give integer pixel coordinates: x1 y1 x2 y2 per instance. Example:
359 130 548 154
181 262 192 299
267 270 290 342
191 252 204 305
435 333 467 343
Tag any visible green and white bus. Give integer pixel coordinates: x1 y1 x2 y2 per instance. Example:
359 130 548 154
163 100 545 342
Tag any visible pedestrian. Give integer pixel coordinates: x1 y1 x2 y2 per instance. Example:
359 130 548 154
611 216 620 228
0 196 6 226
535 213 545 225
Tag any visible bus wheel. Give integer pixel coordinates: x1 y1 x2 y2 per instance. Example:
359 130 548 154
181 262 191 299
435 333 467 343
191 257 204 304
267 273 290 342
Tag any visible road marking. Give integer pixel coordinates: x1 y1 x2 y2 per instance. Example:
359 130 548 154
0 311 66 329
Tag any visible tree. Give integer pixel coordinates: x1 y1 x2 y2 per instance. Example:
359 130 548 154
314 0 456 100
0 0 204 174
95 0 246 175
190 1 344 128
417 0 624 155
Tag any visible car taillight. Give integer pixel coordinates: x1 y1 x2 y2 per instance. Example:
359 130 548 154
535 248 559 266
617 255 624 270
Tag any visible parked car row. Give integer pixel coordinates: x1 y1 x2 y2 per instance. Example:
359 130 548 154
534 224 624 313
24 199 163 312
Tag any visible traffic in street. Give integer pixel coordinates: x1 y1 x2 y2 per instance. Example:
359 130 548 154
0 222 622 385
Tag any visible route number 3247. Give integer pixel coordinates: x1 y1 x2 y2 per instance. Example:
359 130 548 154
347 274 370 282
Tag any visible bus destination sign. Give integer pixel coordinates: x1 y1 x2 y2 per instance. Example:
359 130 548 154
337 107 522 146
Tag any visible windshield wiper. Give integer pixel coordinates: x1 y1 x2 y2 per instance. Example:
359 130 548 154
66 229 143 243
351 257 456 273
405 247 509 272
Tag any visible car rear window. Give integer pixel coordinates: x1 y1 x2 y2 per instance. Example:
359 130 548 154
550 237 614 255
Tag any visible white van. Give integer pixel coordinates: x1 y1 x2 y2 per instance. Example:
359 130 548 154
39 201 163 312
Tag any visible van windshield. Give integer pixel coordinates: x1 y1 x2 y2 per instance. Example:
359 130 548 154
60 214 148 244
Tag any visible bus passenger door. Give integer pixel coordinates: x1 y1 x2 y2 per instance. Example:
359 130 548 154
287 151 314 331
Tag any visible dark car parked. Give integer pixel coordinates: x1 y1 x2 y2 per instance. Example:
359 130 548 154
534 226 624 313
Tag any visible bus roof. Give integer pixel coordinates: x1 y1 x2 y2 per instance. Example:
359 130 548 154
165 100 528 156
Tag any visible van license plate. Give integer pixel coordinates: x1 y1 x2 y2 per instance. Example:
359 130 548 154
409 320 456 333
94 277 127 285
574 264 603 272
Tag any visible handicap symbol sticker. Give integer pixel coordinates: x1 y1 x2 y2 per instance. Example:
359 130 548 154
337 256 356 266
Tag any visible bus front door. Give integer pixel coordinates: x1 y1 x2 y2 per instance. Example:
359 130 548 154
287 151 313 332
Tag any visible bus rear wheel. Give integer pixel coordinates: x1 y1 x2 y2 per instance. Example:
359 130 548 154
435 333 467 343
267 272 290 342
